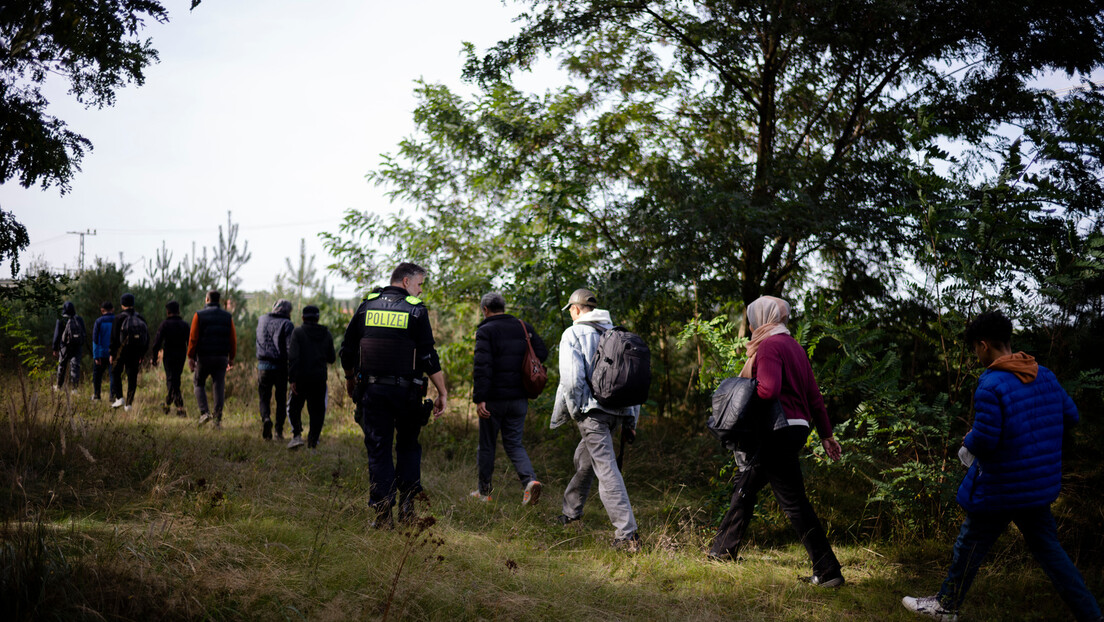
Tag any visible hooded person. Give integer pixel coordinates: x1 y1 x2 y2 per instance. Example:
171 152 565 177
287 305 335 449
256 299 295 440
151 300 191 416
51 301 86 391
708 296 845 588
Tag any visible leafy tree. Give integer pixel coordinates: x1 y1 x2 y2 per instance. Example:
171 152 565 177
0 208 29 277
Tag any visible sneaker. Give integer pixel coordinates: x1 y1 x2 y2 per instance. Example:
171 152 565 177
469 490 492 502
902 596 958 621
262 420 273 440
124 404 131 412
92 395 101 401
802 574 845 588
111 398 125 409
213 419 221 430
176 408 187 418
612 532 642 553
198 413 212 426
398 498 416 524
522 480 543 506
555 514 581 526
287 436 305 450
162 404 170 415
275 430 285 441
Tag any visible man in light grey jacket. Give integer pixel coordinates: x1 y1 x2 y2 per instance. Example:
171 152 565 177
551 288 641 552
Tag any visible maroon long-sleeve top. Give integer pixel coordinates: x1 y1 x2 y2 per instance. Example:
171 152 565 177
752 333 833 439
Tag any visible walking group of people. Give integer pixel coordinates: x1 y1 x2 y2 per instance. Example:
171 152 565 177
50 261 1100 621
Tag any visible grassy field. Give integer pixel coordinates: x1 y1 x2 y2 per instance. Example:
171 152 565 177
2 367 1101 621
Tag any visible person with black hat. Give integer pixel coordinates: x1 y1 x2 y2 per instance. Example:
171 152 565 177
340 262 448 528
287 305 335 450
151 300 190 416
551 287 642 552
256 299 294 440
188 290 237 429
51 300 86 392
91 301 118 401
109 293 149 411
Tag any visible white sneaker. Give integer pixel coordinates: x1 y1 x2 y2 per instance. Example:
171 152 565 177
469 490 492 502
902 595 959 621
287 436 305 450
522 480 542 506
198 413 212 426
111 398 125 409
124 405 130 412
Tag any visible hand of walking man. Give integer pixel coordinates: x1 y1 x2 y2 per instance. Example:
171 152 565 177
821 436 842 461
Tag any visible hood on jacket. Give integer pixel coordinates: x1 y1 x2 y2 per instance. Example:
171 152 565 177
273 299 293 316
62 301 76 316
573 308 613 327
989 351 1038 384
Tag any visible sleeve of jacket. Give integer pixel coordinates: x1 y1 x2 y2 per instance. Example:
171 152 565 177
964 381 1003 459
228 321 237 362
1060 382 1079 428
754 341 783 401
559 328 590 418
340 305 366 373
280 321 293 362
152 321 166 355
187 313 200 359
528 323 549 362
52 320 63 351
110 315 122 358
472 325 492 403
288 328 302 381
324 329 336 365
413 308 442 376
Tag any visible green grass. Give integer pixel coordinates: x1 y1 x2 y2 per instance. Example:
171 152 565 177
2 369 1101 621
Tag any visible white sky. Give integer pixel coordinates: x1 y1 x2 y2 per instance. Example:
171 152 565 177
0 0 546 299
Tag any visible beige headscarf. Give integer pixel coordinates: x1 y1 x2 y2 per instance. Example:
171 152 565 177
738 296 791 378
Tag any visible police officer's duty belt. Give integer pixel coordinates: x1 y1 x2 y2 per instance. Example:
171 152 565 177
362 375 424 389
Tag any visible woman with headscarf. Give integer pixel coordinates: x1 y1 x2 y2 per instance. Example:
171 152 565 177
708 296 846 587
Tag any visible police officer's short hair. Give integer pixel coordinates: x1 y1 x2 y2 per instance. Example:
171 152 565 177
480 292 506 313
390 262 427 285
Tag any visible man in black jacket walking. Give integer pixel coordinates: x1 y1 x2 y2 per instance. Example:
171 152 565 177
52 301 86 392
470 291 549 505
151 300 190 416
256 299 294 440
110 293 148 411
287 305 335 450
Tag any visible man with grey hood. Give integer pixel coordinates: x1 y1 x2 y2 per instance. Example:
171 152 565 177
256 299 294 440
551 288 641 552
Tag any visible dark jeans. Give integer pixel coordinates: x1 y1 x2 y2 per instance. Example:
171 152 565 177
477 398 536 495
289 378 327 447
164 356 185 409
937 505 1102 620
193 355 228 419
710 425 842 580
111 356 141 406
92 358 120 400
56 354 81 389
358 385 423 511
258 367 288 434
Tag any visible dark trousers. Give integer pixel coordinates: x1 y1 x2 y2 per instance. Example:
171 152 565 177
92 358 119 400
193 355 228 419
258 368 288 434
289 379 327 447
56 353 81 389
164 356 185 409
111 356 141 406
477 398 536 495
358 386 422 511
710 425 842 580
937 505 1102 620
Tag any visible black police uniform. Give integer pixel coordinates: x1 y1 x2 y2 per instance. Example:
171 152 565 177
340 285 441 520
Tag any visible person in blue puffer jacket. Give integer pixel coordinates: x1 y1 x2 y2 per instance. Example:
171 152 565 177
91 301 120 401
903 311 1102 622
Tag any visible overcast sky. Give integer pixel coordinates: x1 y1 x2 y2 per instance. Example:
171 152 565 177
0 0 546 299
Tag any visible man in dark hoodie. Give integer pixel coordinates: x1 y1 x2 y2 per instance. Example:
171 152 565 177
52 301 86 392
287 305 335 450
903 311 1101 622
470 291 548 505
151 300 190 416
256 299 294 440
109 293 149 411
91 302 120 401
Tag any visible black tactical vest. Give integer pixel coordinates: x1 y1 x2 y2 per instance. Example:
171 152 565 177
358 291 423 378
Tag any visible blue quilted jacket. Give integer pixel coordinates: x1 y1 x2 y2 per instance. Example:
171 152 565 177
956 364 1078 512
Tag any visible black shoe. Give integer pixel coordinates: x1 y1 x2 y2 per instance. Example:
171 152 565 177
613 532 642 553
801 573 845 588
398 498 415 524
162 404 170 415
262 420 273 440
555 514 581 526
706 550 737 562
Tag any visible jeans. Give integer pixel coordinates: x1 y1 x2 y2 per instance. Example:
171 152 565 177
358 385 423 510
288 378 327 447
164 355 185 410
258 367 288 434
111 356 141 406
56 354 81 389
193 355 228 419
562 412 638 540
477 398 536 495
710 425 842 580
92 358 117 400
938 505 1102 620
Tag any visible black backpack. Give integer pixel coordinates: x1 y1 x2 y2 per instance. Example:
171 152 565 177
589 326 651 408
120 313 150 354
61 317 84 346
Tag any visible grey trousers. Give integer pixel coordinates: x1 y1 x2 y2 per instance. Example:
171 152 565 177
562 412 638 540
194 355 228 419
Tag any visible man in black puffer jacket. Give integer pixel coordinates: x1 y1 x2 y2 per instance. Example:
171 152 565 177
287 305 335 450
151 300 190 416
470 291 549 505
256 299 294 440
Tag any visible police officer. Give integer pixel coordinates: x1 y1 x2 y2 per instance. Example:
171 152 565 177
341 262 448 528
